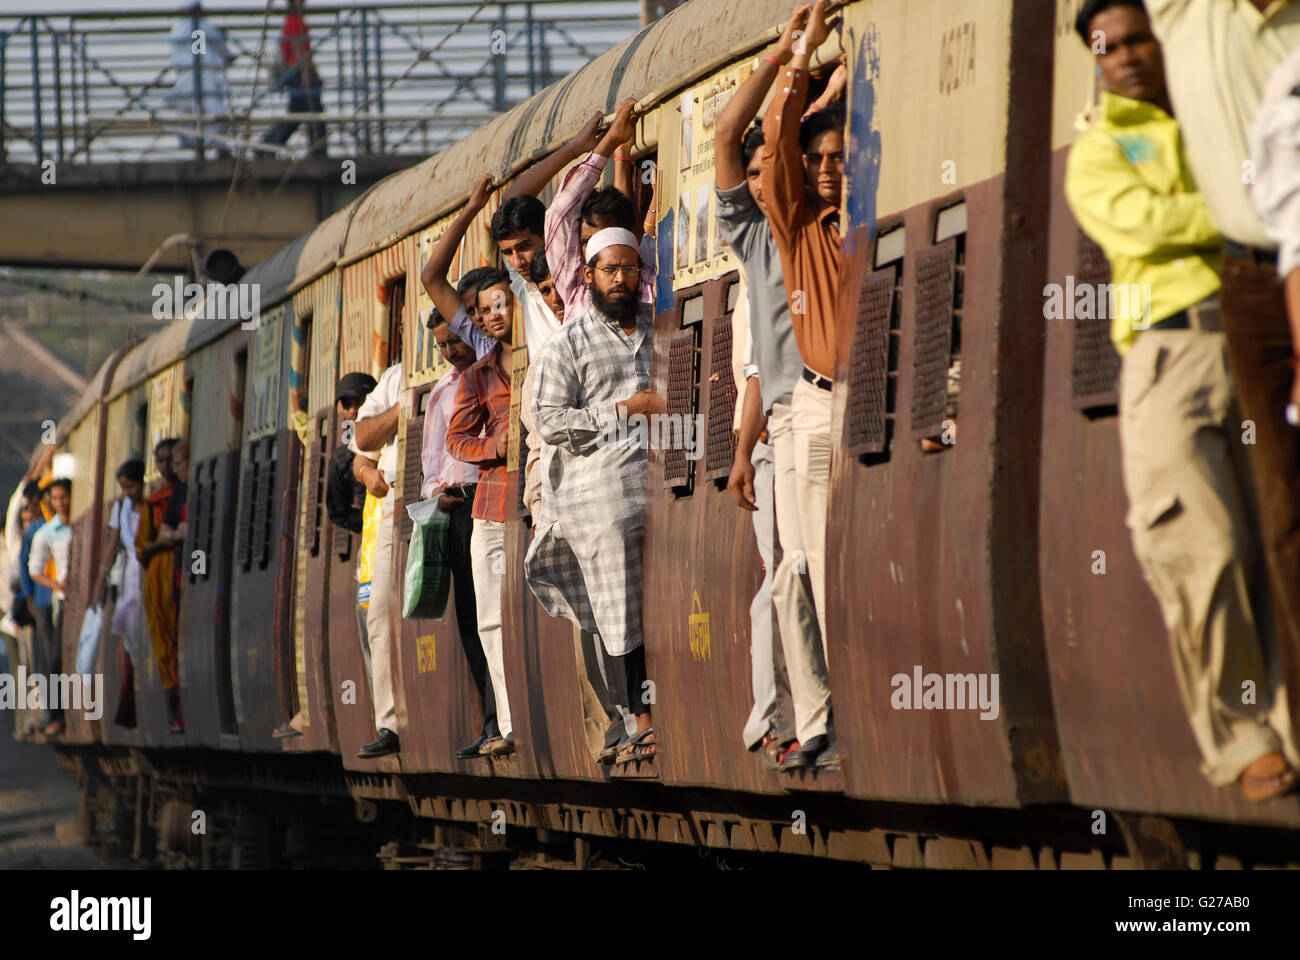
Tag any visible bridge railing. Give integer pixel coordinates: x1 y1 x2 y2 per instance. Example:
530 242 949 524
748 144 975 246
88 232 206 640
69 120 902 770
0 1 643 166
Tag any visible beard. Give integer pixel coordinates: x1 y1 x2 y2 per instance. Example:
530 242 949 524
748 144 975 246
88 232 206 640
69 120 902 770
591 283 638 325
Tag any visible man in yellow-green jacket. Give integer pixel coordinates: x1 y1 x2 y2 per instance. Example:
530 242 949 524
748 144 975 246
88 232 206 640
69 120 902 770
1065 0 1298 802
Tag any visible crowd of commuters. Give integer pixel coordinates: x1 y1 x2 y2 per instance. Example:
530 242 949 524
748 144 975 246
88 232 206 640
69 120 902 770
346 0 848 770
7 475 72 740
17 0 1300 797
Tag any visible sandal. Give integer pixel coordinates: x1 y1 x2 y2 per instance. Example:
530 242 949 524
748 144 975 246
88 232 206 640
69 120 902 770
614 726 656 765
763 737 795 771
1240 752 1298 802
599 738 624 765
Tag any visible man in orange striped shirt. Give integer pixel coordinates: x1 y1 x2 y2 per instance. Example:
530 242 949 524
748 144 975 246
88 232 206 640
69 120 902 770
758 0 844 768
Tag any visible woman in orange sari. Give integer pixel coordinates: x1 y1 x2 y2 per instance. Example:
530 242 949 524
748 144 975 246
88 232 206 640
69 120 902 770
137 439 182 731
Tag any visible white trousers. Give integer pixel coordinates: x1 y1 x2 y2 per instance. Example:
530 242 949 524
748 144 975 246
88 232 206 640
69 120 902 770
471 518 513 738
364 492 399 733
768 397 831 742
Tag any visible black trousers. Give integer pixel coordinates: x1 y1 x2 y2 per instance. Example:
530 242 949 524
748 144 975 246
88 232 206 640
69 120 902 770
446 496 497 737
261 65 326 156
33 603 62 725
616 644 649 719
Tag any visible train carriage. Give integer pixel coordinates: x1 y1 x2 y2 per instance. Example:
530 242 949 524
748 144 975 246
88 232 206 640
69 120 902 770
31 0 1300 869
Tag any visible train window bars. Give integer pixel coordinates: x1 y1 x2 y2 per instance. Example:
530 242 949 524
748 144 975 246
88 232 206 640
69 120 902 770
846 224 905 462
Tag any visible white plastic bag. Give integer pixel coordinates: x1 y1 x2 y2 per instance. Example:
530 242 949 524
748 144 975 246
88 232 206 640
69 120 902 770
76 604 102 677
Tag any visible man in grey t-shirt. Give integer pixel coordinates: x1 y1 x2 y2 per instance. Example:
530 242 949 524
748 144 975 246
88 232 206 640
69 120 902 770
715 53 836 770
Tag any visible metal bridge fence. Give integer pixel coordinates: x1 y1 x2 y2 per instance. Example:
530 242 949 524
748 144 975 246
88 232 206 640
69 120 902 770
0 1 643 165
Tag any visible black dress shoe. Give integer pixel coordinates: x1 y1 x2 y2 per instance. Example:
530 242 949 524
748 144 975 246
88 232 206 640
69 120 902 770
456 733 490 759
357 728 400 758
782 734 828 770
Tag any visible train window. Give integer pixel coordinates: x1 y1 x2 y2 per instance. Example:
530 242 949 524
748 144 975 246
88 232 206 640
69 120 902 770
874 225 906 267
133 401 148 462
387 276 406 368
308 416 327 557
179 376 194 443
705 277 739 485
725 279 740 313
934 202 968 244
681 293 704 327
257 439 277 570
910 201 965 448
1071 229 1121 415
231 349 247 450
848 225 904 463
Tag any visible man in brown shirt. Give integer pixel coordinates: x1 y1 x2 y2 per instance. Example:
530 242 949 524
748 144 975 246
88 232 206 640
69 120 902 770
758 0 844 768
428 173 519 758
446 270 517 758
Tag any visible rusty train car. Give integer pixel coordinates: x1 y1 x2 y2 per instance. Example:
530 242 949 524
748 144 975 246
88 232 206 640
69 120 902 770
31 0 1300 869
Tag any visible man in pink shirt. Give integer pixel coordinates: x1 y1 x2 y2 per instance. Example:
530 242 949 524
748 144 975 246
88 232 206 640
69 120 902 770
544 99 657 320
421 313 499 760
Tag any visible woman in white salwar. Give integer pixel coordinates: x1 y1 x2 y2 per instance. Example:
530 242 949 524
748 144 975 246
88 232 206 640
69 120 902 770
92 460 148 729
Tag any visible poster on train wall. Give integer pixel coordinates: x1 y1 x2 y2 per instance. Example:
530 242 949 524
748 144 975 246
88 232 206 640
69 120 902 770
144 367 174 483
246 306 283 442
670 59 753 291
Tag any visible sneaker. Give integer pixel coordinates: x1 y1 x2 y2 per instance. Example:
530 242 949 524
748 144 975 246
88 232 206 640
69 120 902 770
456 733 490 759
490 733 515 757
357 728 400 758
478 735 504 756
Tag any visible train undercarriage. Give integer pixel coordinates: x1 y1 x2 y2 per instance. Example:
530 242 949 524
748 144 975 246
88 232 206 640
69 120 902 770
50 746 1300 871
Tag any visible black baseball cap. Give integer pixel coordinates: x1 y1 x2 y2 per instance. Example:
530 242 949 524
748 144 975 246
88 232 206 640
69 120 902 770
335 372 377 403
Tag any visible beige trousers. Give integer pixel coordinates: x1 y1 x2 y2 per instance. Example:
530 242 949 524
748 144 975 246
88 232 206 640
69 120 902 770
471 518 513 738
791 378 833 647
769 397 831 743
1119 329 1297 785
365 492 399 733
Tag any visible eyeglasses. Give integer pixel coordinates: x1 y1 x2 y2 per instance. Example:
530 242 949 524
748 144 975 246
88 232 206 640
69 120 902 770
595 265 640 278
436 336 464 351
804 151 845 169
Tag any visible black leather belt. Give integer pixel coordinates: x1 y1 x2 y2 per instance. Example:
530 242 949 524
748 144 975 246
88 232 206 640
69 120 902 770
1224 240 1278 265
1150 298 1221 334
801 366 833 391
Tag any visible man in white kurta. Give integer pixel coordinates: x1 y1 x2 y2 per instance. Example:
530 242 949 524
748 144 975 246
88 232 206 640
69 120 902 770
524 228 661 763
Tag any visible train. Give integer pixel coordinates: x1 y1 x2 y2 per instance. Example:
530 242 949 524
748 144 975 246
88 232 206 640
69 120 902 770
23 0 1300 870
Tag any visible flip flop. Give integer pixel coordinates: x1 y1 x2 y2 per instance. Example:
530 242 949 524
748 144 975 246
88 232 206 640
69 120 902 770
614 726 656 765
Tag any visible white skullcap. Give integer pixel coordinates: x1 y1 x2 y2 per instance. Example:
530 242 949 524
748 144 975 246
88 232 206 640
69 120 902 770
584 227 639 264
